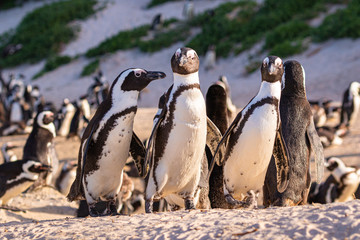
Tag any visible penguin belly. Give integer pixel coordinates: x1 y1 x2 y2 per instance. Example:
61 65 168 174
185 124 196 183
224 104 278 200
157 92 207 196
84 118 134 200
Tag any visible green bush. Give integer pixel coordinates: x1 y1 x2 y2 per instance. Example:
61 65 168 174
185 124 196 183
85 25 149 58
0 0 97 68
81 59 100 76
313 0 360 41
264 20 310 49
269 40 304 58
33 55 73 79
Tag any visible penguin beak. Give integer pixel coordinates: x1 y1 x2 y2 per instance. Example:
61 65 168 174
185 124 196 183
145 71 166 81
268 63 277 75
30 164 52 173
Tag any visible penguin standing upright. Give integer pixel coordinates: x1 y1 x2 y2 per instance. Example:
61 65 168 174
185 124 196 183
22 111 58 187
206 81 235 209
263 60 324 207
0 159 51 208
144 47 222 213
67 68 165 216
340 81 360 126
57 99 76 137
209 56 289 208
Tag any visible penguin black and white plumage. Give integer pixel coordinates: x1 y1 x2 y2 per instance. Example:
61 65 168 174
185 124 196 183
210 56 290 209
203 45 216 71
150 14 164 31
67 68 165 217
0 159 50 207
55 160 77 195
144 47 222 213
308 157 359 204
68 96 91 139
263 60 324 207
1 142 18 163
205 81 235 209
218 75 237 122
57 99 76 137
316 125 347 148
22 111 58 187
340 81 360 126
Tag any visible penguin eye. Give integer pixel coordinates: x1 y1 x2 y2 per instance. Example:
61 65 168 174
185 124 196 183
135 72 141 77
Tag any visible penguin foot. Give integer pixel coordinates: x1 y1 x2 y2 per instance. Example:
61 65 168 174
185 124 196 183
244 190 259 209
225 194 248 207
88 203 100 217
169 204 181 212
184 198 196 210
145 199 153 213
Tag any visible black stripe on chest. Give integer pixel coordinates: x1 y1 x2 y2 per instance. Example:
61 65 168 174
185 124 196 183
152 83 201 189
225 96 279 161
83 106 137 176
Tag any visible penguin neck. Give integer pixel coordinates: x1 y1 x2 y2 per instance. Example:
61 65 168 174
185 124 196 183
258 81 281 100
173 72 199 87
110 90 139 111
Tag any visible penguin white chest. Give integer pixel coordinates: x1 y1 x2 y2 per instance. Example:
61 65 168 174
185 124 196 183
85 114 134 197
224 102 278 198
160 90 207 191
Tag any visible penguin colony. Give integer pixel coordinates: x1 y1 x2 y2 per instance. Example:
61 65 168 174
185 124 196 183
1 45 360 216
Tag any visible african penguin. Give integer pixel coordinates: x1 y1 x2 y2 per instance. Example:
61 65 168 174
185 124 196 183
205 81 235 209
218 75 237 122
55 160 77 195
57 99 76 137
1 142 18 163
22 111 58 187
144 47 219 213
340 81 360 126
0 159 51 207
308 157 359 203
210 56 290 209
263 60 324 207
67 68 165 217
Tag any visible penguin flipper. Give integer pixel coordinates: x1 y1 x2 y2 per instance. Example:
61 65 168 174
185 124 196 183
206 117 224 163
144 105 166 178
130 132 146 177
272 124 290 193
207 111 242 180
306 116 325 183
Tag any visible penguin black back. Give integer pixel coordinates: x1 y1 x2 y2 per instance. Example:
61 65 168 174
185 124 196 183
263 60 323 207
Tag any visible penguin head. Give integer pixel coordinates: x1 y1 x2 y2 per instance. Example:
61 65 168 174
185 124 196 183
35 111 56 137
325 157 344 171
261 56 284 83
282 60 306 97
118 68 166 92
24 160 51 175
171 47 199 75
349 81 360 97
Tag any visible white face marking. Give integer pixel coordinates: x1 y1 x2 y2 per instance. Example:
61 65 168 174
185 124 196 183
37 111 56 138
274 57 282 66
7 161 41 185
186 49 197 58
175 48 181 57
263 57 269 65
134 69 146 77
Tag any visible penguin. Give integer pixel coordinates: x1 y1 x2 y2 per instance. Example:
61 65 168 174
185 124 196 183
183 0 194 20
68 96 91 139
205 80 235 209
340 81 360 126
316 125 347 148
0 159 51 209
67 68 165 217
1 142 18 163
209 56 290 209
57 99 76 137
143 47 222 213
263 60 324 207
308 157 359 204
55 160 77 195
22 111 59 187
217 75 237 122
203 45 216 71
150 14 164 31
